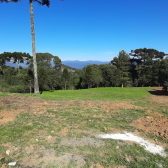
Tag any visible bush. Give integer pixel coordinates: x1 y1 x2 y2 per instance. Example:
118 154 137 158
9 84 26 93
0 83 10 92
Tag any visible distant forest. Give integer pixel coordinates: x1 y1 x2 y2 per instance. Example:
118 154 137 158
0 48 168 93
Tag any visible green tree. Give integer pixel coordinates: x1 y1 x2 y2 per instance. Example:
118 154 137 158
83 65 92 89
62 68 70 90
0 0 53 94
130 48 168 86
69 72 80 90
159 58 168 87
0 52 11 68
99 64 122 87
111 50 130 87
35 52 53 69
47 69 63 90
89 64 102 88
38 66 49 93
53 56 62 70
1 52 31 74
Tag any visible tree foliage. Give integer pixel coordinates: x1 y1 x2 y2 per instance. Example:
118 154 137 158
62 68 69 90
1 48 168 93
111 50 130 87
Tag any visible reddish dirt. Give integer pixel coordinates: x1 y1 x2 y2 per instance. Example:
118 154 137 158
131 112 168 140
130 87 168 140
0 109 21 124
59 127 69 136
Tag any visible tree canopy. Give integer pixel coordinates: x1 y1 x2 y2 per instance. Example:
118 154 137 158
1 48 168 93
0 0 50 6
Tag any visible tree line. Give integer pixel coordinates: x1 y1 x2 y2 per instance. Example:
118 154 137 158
0 48 168 93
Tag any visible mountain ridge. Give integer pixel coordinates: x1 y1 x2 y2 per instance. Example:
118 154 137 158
62 60 110 69
6 60 110 70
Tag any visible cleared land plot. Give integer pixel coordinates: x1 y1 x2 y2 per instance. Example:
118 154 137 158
0 87 168 167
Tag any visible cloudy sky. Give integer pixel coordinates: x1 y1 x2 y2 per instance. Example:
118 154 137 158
0 0 168 61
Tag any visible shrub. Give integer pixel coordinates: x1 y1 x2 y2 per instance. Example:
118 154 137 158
9 84 26 93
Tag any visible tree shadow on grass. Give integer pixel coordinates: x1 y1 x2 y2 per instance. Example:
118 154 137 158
148 88 168 96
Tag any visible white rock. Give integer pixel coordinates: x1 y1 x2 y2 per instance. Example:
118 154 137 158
6 150 10 155
99 132 166 157
36 139 39 141
8 162 16 166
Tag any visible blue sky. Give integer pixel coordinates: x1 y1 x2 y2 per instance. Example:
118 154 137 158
0 0 168 61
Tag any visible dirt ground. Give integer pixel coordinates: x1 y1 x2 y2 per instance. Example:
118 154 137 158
0 95 143 125
131 87 168 141
0 93 168 140
131 112 168 140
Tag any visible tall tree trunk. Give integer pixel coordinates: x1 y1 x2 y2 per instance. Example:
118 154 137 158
29 0 39 94
121 73 123 88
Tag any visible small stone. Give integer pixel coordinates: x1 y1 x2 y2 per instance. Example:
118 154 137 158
6 150 10 155
8 162 16 166
51 131 54 133
36 139 39 141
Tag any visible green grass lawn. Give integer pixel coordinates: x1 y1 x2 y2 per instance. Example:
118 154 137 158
30 87 154 100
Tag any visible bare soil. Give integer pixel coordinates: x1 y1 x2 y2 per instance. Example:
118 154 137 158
131 112 168 140
131 90 168 140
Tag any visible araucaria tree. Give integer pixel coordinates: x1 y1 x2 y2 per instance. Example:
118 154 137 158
111 50 130 87
0 0 51 94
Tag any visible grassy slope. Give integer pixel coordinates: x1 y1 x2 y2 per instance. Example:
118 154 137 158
34 87 154 100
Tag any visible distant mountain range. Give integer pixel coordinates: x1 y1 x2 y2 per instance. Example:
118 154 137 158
61 60 110 69
6 60 110 70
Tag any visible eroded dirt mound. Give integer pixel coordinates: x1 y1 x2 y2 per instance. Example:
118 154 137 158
131 112 168 140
